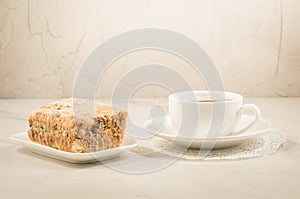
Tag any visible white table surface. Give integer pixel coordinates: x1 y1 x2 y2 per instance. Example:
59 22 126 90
0 98 299 199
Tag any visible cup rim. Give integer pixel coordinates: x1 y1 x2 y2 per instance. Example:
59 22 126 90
168 90 243 104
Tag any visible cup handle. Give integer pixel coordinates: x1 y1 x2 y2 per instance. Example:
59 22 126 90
232 104 261 135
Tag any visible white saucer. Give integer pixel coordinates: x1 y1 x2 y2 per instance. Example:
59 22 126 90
11 132 138 163
145 115 271 149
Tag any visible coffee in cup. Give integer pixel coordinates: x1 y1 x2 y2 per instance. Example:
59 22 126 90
168 91 260 138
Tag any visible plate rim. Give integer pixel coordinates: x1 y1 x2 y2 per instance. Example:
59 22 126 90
10 132 138 162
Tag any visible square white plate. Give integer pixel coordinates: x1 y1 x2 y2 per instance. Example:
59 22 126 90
10 132 138 163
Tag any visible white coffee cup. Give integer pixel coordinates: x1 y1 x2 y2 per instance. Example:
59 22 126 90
168 91 261 138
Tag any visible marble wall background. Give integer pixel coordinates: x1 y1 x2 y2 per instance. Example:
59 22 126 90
0 0 299 98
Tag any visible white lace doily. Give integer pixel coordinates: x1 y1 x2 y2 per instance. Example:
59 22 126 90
133 129 286 161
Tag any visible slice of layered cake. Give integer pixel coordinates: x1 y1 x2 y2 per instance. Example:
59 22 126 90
27 98 127 153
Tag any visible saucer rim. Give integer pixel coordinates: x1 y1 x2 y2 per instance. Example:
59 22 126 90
145 114 271 141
